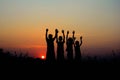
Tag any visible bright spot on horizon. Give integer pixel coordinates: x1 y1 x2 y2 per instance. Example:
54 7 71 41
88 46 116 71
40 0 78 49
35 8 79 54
41 55 45 60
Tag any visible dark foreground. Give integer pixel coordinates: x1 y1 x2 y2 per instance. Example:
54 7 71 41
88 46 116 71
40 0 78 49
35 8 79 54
1 49 120 78
0 49 120 66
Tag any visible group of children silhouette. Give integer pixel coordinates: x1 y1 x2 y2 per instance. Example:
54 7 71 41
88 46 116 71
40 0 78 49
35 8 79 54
46 28 83 63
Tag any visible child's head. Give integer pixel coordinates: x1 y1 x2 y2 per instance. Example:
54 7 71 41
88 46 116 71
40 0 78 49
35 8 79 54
48 34 53 39
75 41 79 46
68 37 73 44
59 36 62 41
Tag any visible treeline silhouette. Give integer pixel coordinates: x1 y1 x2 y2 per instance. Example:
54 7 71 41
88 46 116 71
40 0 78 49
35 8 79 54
0 48 44 65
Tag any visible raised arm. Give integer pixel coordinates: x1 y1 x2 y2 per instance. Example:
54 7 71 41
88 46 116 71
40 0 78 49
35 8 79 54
53 29 58 41
46 28 48 41
56 30 59 43
72 31 76 43
66 31 69 43
80 36 83 46
62 30 65 43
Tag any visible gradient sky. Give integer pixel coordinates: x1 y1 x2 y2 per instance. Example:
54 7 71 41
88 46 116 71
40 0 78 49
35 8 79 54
0 0 120 58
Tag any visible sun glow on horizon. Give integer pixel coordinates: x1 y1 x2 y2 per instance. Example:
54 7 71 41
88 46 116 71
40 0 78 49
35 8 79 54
41 55 45 60
39 51 46 60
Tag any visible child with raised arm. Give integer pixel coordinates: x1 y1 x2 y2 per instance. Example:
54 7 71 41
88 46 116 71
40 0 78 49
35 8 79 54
74 36 83 63
56 30 65 63
66 31 76 62
46 28 58 63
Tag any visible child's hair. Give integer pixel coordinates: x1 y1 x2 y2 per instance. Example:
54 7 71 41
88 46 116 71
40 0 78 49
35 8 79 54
59 36 62 41
68 37 73 44
48 34 53 39
75 41 79 46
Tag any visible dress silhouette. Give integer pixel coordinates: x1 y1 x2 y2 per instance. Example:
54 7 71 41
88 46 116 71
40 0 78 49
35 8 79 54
46 29 58 63
66 31 76 62
74 36 83 63
56 30 65 63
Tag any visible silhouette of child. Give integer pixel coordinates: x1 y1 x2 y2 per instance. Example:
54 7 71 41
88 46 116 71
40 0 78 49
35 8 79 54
66 31 76 62
46 28 58 63
74 36 83 62
56 30 65 63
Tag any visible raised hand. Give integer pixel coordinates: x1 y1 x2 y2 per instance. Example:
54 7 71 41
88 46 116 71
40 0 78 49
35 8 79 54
55 29 58 33
80 36 83 45
73 31 75 34
62 30 64 33
46 28 48 32
67 31 69 34
80 36 83 40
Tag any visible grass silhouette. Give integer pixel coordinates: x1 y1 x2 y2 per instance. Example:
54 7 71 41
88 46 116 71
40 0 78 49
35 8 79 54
0 48 120 65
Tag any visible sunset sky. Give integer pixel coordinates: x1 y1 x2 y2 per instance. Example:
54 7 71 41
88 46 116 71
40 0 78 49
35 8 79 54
0 0 120 58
